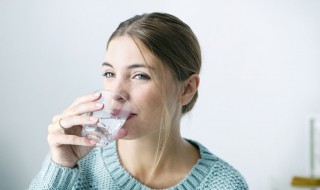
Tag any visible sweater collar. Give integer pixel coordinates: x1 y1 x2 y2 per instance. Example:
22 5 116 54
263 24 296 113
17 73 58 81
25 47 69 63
101 139 217 189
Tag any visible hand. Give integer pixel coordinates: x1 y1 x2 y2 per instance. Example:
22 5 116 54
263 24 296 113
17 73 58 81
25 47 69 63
47 92 103 168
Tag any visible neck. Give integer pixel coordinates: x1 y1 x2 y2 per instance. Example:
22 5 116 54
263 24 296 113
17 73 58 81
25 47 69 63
117 125 200 188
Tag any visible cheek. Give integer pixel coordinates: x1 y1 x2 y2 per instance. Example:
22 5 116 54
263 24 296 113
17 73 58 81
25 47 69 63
134 90 163 119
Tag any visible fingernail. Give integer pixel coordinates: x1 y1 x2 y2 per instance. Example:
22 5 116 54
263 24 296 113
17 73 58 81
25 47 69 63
89 140 97 145
94 92 100 97
95 103 103 108
89 117 98 122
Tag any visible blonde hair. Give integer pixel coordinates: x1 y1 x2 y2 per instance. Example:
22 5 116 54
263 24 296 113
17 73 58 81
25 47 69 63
107 12 201 182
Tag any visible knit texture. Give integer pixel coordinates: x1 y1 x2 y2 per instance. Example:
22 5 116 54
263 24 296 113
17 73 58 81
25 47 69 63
29 140 248 189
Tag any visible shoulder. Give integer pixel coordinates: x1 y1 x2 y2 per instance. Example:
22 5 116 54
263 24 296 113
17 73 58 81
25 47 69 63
207 158 248 189
188 139 248 189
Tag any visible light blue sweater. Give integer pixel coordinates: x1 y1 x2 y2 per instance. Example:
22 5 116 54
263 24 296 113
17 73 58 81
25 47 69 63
29 140 248 189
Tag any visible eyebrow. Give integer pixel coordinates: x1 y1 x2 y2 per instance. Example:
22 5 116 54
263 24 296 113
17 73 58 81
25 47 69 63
102 62 149 69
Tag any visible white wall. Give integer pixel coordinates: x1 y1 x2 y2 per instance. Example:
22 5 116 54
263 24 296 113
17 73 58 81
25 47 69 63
0 0 319 189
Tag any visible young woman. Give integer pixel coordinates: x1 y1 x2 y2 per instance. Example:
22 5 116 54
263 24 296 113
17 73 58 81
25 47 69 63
29 12 248 189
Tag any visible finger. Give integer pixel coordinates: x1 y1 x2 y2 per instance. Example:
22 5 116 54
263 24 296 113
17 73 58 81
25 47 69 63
48 123 57 133
63 101 104 118
48 116 98 134
48 120 79 134
48 133 96 147
59 116 99 130
52 93 101 124
113 128 127 140
51 93 101 123
52 115 61 123
68 92 101 109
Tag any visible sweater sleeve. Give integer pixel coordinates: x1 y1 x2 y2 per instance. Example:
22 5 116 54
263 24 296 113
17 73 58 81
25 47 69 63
28 154 80 190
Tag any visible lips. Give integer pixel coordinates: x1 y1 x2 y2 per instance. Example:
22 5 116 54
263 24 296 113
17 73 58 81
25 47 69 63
127 113 137 120
110 109 137 120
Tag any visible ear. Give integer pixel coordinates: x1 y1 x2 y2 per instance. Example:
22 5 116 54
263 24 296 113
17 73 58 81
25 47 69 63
180 74 200 106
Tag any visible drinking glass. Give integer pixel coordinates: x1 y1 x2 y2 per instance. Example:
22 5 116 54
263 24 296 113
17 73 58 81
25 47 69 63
81 89 132 146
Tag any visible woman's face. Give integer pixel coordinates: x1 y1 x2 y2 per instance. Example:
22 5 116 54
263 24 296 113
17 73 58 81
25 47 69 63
103 36 178 140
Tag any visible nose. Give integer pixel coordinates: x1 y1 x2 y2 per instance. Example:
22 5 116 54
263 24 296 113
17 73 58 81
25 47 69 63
111 92 127 102
104 77 130 102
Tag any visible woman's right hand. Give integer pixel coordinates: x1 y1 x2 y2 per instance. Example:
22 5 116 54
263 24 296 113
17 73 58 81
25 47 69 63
47 92 103 168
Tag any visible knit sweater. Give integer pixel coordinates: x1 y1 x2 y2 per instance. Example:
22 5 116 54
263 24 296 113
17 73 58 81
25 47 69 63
29 140 248 189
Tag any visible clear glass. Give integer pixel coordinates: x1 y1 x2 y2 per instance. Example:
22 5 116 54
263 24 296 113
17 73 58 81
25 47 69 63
81 89 132 146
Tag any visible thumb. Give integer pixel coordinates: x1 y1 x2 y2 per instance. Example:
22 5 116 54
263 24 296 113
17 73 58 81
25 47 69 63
113 128 127 140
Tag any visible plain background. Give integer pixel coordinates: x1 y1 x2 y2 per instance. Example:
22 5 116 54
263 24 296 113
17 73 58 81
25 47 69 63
1 0 320 189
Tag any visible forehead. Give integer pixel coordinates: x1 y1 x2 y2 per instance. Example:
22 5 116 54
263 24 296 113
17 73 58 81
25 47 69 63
105 36 156 68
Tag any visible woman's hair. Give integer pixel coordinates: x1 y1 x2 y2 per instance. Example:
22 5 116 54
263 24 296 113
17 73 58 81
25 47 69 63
107 12 201 180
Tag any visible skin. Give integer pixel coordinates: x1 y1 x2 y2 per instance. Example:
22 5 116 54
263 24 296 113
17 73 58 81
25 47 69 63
47 35 200 188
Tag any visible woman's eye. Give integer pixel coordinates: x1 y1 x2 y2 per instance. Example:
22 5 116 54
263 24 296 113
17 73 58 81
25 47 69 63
102 72 115 78
133 73 151 80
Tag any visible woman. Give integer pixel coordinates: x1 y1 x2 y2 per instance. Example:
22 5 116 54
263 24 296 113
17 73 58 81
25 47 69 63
29 12 248 189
